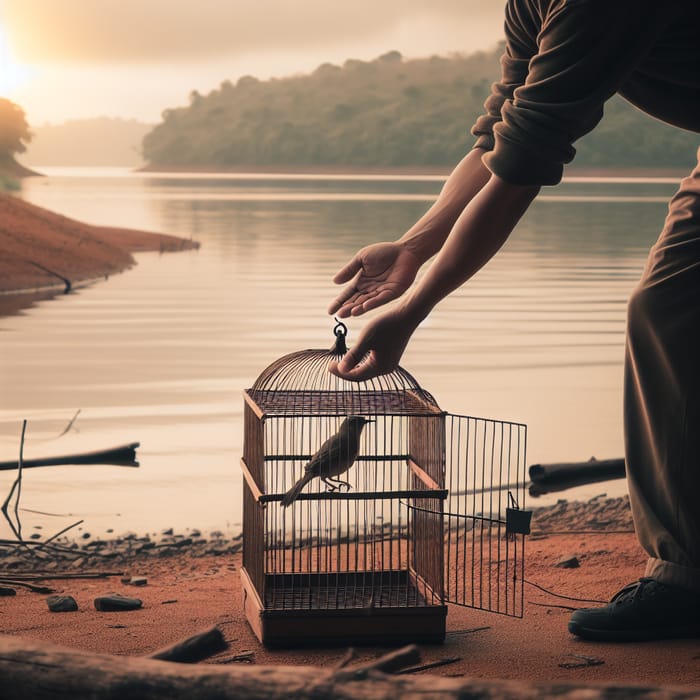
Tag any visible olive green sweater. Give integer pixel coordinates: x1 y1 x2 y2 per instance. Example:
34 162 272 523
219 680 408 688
472 0 700 185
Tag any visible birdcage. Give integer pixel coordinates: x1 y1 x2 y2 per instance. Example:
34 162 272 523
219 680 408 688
240 322 530 647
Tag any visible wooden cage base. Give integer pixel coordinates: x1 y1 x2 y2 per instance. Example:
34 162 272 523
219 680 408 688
241 568 447 648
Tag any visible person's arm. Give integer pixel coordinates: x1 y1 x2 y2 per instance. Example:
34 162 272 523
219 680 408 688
331 174 538 380
328 147 491 318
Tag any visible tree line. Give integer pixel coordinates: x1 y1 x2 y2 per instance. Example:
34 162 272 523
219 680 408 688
142 46 699 171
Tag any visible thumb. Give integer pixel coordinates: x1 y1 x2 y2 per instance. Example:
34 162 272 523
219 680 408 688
337 344 366 374
332 255 362 285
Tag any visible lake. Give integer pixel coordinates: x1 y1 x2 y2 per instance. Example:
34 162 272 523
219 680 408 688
0 167 680 538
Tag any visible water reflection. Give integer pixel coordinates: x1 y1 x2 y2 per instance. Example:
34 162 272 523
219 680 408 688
0 168 677 537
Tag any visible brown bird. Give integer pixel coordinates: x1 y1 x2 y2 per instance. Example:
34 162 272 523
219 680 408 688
280 416 372 508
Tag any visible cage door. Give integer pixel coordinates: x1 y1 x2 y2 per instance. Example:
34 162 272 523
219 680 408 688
442 413 529 617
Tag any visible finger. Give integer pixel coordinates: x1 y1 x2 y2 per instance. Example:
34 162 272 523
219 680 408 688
330 286 380 317
334 354 382 382
335 345 366 375
351 289 396 316
328 286 363 315
332 256 363 285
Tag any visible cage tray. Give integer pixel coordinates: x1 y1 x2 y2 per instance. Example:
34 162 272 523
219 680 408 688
241 568 447 647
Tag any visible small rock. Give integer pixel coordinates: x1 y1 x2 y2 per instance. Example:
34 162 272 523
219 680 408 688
0 586 17 596
81 532 91 539
30 533 42 540
162 527 174 536
47 595 79 612
555 555 580 569
94 594 143 612
128 576 148 587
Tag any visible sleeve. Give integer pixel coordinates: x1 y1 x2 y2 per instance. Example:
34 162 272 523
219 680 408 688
472 0 671 186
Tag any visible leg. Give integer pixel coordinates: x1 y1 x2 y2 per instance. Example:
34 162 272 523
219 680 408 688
625 149 700 591
321 476 351 491
569 149 700 641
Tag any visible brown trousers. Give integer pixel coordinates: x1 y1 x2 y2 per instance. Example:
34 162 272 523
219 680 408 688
625 147 700 593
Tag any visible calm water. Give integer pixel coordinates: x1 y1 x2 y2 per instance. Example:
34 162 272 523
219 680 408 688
0 167 680 538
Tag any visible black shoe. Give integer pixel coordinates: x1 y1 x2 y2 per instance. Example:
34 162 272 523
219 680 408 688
568 577 700 642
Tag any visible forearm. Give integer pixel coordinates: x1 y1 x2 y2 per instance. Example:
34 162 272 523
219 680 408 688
398 174 539 323
397 148 491 263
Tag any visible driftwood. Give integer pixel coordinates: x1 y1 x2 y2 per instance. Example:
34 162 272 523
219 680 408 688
0 634 697 700
148 626 228 663
529 458 625 496
0 442 140 471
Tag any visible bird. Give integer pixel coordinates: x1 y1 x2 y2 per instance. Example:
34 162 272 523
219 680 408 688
280 416 372 508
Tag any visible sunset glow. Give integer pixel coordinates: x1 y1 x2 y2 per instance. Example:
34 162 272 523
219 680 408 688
0 24 30 95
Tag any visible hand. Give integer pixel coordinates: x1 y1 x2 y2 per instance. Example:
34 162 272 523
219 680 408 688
328 242 422 318
328 307 420 382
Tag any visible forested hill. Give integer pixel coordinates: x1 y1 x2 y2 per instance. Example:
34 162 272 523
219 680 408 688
142 47 699 171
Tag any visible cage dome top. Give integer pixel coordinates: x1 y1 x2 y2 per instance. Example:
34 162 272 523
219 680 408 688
247 320 441 416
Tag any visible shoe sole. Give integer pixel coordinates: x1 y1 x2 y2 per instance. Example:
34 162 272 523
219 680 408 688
568 621 700 642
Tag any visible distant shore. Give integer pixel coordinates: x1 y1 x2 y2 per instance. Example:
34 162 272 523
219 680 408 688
137 163 690 179
0 193 199 298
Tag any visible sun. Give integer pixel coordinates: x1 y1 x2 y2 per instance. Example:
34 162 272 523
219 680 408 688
0 24 30 95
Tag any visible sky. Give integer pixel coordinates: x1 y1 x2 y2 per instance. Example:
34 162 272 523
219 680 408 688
0 0 505 127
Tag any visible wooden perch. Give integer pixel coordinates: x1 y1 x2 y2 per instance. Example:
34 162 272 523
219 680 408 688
0 634 694 700
528 458 625 496
0 442 140 471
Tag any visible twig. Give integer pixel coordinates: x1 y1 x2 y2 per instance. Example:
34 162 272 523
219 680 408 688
529 602 579 611
56 409 81 438
14 420 26 539
335 648 357 669
213 651 255 665
37 519 84 549
446 626 490 636
0 572 123 581
0 579 54 594
345 645 421 676
1 421 32 553
397 657 462 675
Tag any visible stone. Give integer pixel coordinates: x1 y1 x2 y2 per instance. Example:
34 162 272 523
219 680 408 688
94 594 143 612
0 586 17 596
555 555 580 569
47 595 79 612
127 576 148 587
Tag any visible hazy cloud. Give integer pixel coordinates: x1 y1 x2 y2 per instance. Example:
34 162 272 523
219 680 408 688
3 0 503 64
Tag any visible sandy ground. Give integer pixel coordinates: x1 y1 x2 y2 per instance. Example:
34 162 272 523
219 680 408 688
0 192 198 295
1 500 699 689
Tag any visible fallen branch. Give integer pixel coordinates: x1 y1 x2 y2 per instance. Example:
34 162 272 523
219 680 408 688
0 580 53 594
0 634 694 700
148 626 228 664
0 572 123 582
528 458 625 496
0 442 140 471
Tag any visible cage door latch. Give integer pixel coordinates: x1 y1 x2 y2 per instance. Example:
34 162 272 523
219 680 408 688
506 491 532 536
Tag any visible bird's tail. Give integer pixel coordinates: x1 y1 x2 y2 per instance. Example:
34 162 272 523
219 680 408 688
281 471 314 508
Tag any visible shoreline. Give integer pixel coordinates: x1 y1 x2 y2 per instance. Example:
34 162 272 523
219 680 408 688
3 495 699 688
0 193 199 298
